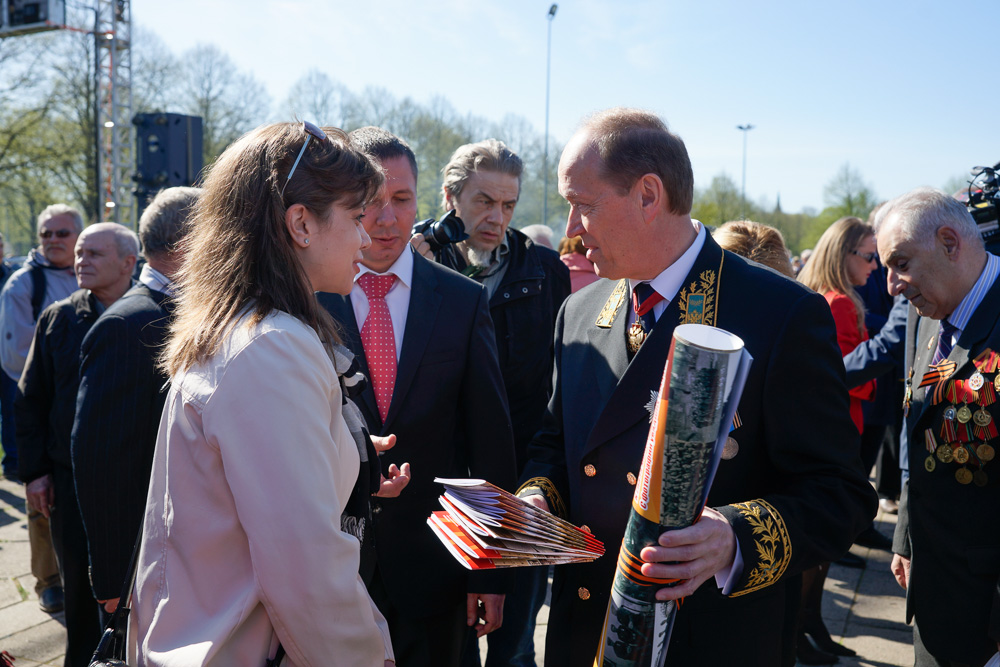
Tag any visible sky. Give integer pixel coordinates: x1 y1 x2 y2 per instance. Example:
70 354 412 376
129 0 999 215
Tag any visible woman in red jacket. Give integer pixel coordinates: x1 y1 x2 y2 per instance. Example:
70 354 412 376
796 216 877 664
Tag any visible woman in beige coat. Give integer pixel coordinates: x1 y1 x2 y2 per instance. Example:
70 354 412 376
130 122 395 666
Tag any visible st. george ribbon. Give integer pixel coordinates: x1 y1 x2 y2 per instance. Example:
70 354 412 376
594 324 752 667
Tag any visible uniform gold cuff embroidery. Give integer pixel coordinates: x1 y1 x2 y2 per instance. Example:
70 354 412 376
515 476 568 519
727 498 791 597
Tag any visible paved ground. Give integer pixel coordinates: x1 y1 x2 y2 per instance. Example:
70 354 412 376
0 474 911 666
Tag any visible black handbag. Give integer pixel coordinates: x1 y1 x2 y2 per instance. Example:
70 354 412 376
87 529 287 667
88 530 141 667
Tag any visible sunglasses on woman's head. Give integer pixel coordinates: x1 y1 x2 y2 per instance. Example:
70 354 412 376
39 229 74 240
281 121 327 199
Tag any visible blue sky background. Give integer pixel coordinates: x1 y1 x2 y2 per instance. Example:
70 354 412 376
133 0 1000 214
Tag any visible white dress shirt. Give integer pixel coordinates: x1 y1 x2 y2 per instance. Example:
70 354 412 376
350 246 414 360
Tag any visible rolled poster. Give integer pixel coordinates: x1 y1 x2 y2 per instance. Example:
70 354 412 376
594 324 751 667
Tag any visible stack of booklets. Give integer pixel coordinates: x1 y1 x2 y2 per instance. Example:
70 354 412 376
428 478 605 570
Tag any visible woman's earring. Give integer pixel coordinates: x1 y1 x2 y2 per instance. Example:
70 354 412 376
304 238 310 245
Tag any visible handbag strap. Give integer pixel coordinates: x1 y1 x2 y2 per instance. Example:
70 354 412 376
98 524 286 666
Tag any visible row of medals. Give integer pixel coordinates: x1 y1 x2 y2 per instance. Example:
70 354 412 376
926 370 997 486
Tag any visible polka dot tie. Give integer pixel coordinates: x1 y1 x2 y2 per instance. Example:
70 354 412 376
359 273 397 423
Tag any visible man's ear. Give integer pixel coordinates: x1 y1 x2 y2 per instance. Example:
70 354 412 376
443 188 456 212
284 203 312 249
937 226 961 259
635 173 665 223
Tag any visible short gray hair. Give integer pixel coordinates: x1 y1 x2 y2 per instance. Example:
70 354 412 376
138 187 200 258
441 139 522 208
80 222 140 259
37 204 84 233
875 186 982 249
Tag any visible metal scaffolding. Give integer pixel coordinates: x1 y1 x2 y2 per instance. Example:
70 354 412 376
94 0 133 226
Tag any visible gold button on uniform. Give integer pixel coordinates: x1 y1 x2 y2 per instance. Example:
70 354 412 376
578 587 591 600
626 472 637 485
584 464 597 477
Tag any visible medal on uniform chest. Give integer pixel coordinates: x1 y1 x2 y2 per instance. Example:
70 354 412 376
953 444 971 464
968 371 985 391
925 456 936 472
974 469 989 486
974 407 993 427
936 444 954 463
722 437 739 460
957 405 973 424
956 467 973 484
977 443 995 462
626 322 647 355
944 405 958 421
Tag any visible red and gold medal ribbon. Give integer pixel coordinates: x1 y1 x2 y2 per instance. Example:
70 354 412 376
924 429 937 454
974 420 998 441
920 361 957 388
955 380 979 405
957 422 972 443
945 381 960 404
973 348 999 373
940 419 958 443
978 382 997 407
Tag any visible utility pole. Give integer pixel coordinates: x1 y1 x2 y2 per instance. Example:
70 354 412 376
542 4 557 227
736 123 754 221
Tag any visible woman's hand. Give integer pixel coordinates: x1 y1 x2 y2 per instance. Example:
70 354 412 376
371 434 412 498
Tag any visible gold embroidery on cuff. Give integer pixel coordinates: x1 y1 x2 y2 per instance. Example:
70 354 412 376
515 477 568 519
728 498 792 597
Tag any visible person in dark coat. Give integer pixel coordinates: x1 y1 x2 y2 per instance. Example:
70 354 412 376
71 187 198 615
317 127 517 667
876 187 1000 667
431 139 570 667
517 108 877 667
17 223 138 667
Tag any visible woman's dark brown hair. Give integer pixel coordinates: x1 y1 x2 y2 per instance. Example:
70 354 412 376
164 122 383 374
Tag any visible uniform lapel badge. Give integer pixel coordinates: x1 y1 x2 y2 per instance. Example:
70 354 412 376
677 268 719 326
596 279 627 329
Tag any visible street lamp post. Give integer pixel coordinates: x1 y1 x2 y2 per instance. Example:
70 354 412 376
737 123 754 220
543 4 558 227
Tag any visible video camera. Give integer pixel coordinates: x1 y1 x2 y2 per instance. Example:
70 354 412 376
963 161 1000 250
411 209 468 253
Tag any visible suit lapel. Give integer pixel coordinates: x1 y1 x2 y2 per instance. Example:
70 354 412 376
383 254 442 432
322 292 380 428
584 236 723 453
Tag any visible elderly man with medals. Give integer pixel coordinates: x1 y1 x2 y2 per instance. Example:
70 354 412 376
878 187 1000 667
516 108 876 667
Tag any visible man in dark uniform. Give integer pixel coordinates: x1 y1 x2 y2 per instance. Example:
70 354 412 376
877 187 1000 667
431 139 570 666
517 108 876 666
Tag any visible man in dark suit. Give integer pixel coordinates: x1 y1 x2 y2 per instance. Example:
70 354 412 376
317 127 516 667
71 186 198 617
431 139 570 667
18 223 139 667
517 108 876 666
876 187 1000 667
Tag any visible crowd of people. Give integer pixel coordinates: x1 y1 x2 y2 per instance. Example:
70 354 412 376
0 107 996 667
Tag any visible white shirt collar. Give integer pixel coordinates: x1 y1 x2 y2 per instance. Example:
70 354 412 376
356 245 414 289
139 263 174 295
628 220 706 302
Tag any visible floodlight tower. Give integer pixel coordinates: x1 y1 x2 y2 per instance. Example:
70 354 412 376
94 0 133 226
